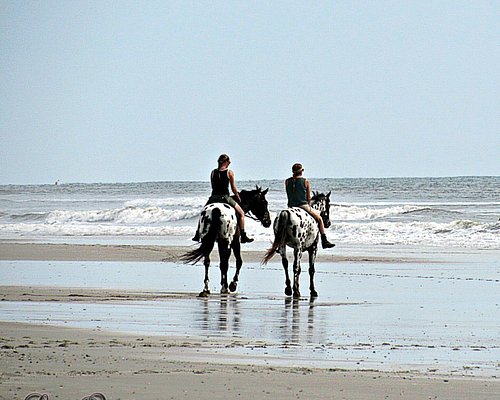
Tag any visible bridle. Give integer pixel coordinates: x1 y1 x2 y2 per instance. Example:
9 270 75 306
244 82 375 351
238 191 268 223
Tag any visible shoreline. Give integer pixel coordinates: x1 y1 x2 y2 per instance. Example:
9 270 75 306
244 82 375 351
1 321 498 400
0 241 444 264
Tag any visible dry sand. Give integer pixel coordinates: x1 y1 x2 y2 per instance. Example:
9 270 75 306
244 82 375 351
1 242 498 399
1 321 498 400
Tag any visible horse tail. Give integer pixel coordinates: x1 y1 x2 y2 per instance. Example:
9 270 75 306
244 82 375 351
180 207 221 264
262 210 289 265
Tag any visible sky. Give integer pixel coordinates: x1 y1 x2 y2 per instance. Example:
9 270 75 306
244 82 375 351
1 1 499 184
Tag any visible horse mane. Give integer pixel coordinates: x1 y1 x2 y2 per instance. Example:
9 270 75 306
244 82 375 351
311 191 331 204
239 185 264 196
311 191 325 204
238 185 268 207
311 191 323 199
237 186 271 228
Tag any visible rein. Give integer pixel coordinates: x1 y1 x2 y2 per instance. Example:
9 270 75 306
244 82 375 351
239 199 260 221
244 211 260 221
234 188 270 224
239 197 262 222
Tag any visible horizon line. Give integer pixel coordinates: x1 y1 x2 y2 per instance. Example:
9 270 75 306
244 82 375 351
1 175 499 186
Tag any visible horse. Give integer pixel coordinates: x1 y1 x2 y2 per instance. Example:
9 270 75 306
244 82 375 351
262 191 332 298
181 186 272 297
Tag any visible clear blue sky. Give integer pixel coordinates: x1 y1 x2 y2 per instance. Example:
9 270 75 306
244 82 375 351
1 1 499 184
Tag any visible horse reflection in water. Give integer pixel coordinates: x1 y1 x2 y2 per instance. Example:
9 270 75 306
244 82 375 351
198 296 241 335
284 298 317 345
193 295 321 346
181 186 271 296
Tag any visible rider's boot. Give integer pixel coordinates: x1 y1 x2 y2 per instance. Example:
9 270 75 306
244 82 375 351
240 231 254 244
321 234 335 249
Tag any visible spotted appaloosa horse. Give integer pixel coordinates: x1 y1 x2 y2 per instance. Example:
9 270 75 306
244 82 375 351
181 186 271 296
262 192 332 298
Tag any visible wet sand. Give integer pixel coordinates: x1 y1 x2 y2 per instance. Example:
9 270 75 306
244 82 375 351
0 241 436 263
1 241 499 399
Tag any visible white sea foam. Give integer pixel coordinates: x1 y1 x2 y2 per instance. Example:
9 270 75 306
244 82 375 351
1 213 498 249
0 222 193 237
332 204 426 221
331 220 500 248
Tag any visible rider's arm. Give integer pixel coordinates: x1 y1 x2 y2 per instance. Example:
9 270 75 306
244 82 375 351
228 170 242 202
305 179 311 204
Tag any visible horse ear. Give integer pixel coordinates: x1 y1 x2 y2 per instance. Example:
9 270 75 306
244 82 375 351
262 188 269 196
326 191 331 199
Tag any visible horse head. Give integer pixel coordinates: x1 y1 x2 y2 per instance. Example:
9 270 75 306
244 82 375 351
311 191 331 228
239 185 272 228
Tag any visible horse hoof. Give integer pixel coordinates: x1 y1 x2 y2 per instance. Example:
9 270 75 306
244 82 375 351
229 282 237 292
198 290 210 297
293 291 301 299
285 287 292 296
220 287 229 295
310 290 318 298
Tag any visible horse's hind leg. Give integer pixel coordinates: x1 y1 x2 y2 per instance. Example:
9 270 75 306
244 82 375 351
308 245 319 298
284 259 292 297
199 255 211 297
279 247 292 296
229 239 241 293
218 241 230 294
292 248 302 299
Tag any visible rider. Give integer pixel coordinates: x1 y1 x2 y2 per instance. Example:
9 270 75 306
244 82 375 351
192 154 254 244
285 163 335 249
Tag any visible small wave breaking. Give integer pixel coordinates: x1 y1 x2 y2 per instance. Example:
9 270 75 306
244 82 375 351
45 206 200 225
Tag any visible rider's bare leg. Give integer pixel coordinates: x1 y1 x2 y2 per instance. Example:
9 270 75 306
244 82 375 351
307 208 335 249
235 204 253 243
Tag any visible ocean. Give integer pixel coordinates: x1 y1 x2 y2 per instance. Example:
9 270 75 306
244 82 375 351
0 176 499 249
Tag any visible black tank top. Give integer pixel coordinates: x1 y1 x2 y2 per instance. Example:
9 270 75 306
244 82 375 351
211 169 230 196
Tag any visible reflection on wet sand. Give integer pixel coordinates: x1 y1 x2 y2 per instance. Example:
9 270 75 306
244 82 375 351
283 297 318 345
194 295 326 346
198 295 241 336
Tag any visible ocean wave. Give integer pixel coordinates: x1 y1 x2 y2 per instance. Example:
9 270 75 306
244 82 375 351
124 197 206 208
45 206 199 225
330 204 471 222
9 212 48 222
331 204 430 221
0 222 194 237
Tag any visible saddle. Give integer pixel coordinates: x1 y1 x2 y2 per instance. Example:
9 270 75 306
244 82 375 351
206 194 230 205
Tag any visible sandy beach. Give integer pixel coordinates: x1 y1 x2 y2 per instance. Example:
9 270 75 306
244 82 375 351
1 321 498 400
1 241 499 399
0 241 434 264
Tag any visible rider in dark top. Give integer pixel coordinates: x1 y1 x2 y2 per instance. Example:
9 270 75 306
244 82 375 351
193 154 253 243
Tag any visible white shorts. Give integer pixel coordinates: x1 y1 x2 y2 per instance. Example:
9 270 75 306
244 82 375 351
297 204 313 213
